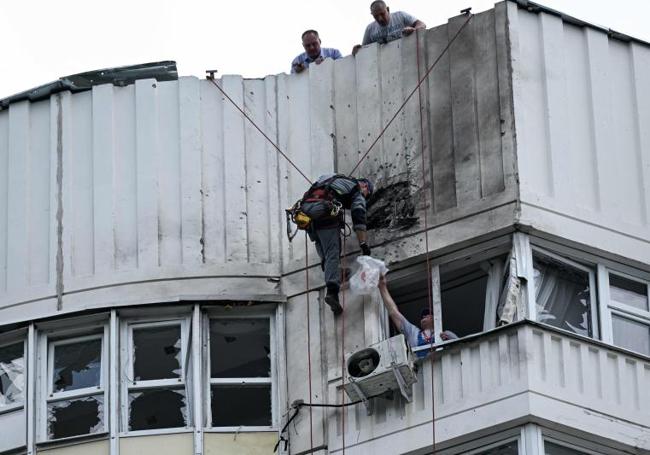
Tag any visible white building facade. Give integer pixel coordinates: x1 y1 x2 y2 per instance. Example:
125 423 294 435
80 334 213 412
0 1 648 454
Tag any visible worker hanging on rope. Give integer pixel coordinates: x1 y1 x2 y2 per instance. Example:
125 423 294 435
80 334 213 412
287 174 374 315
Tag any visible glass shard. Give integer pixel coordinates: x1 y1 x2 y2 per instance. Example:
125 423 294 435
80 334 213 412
210 319 270 378
534 256 592 337
128 388 187 431
0 342 24 407
48 395 103 440
211 384 271 427
53 339 102 393
133 325 182 381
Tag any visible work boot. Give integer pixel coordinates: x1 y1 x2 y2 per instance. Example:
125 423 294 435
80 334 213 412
325 285 343 316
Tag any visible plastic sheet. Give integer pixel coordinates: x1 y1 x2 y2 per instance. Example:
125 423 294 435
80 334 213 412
0 343 24 406
348 256 389 296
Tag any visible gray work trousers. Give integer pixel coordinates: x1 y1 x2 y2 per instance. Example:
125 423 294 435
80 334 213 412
312 227 341 291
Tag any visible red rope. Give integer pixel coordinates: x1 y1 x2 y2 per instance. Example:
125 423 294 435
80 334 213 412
415 29 438 454
304 235 315 451
348 13 473 177
206 77 312 184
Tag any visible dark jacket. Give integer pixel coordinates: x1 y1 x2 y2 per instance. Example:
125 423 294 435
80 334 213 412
302 174 368 231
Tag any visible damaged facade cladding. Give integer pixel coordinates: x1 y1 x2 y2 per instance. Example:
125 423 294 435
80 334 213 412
0 1 649 455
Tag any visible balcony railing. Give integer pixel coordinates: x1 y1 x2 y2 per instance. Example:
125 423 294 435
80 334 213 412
327 320 650 454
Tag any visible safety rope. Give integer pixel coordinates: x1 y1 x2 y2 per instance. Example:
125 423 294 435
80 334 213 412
340 232 348 454
206 77 312 184
304 235 315 452
415 28 437 455
348 12 474 177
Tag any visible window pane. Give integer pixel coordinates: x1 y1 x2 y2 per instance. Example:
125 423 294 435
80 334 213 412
612 315 650 356
609 275 648 311
545 441 589 454
210 319 270 378
211 384 271 427
133 325 182 381
48 395 103 440
129 388 187 431
534 256 592 337
53 339 102 393
476 441 518 454
0 342 24 407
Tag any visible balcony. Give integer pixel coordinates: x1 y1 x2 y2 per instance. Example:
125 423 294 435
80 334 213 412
326 321 650 454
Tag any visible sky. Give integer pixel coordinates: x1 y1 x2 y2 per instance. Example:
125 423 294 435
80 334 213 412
1 0 649 99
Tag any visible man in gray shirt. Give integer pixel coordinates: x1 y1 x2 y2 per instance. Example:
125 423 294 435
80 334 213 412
353 1 426 55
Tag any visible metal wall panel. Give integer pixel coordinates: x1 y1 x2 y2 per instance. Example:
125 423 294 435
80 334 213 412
509 2 650 263
0 7 516 319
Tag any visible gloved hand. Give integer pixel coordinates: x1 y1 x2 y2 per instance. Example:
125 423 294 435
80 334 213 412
360 242 371 256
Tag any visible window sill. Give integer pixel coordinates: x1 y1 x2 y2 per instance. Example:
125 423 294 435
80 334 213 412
36 432 109 450
0 403 24 416
204 426 277 433
119 428 194 438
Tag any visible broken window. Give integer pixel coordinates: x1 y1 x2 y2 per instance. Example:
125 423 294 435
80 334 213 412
440 263 491 337
208 318 272 427
544 441 590 455
0 341 24 408
126 321 189 432
607 274 650 356
533 253 596 337
46 335 105 440
475 440 519 454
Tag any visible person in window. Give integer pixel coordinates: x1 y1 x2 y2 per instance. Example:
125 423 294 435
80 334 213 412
352 1 426 55
291 30 343 74
378 274 457 356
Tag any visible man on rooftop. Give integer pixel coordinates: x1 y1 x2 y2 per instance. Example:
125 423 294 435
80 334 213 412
291 30 342 74
352 1 426 55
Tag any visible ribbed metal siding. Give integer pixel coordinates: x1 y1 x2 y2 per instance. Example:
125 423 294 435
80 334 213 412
0 6 516 313
509 2 650 248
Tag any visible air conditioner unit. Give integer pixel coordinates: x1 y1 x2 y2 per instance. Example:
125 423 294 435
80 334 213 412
343 334 417 414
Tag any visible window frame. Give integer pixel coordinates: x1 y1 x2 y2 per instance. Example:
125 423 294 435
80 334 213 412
39 327 109 442
530 246 600 339
204 307 277 432
598 266 650 356
120 316 192 435
0 335 27 415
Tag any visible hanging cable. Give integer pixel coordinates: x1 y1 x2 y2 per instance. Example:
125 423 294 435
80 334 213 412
348 13 474 177
206 76 312 184
304 234 315 452
339 230 350 454
415 28 438 455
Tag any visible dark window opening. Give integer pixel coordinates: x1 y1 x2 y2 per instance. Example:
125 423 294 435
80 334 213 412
53 339 101 393
48 396 103 439
440 264 489 337
477 441 519 454
544 441 589 455
0 342 24 406
133 325 181 381
211 384 271 427
128 389 187 431
210 319 270 378
388 271 431 337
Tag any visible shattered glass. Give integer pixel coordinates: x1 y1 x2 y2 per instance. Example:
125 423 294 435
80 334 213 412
210 384 271 427
534 256 592 337
210 319 270 378
48 395 104 440
0 342 24 407
133 326 182 381
128 388 187 431
53 339 101 393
